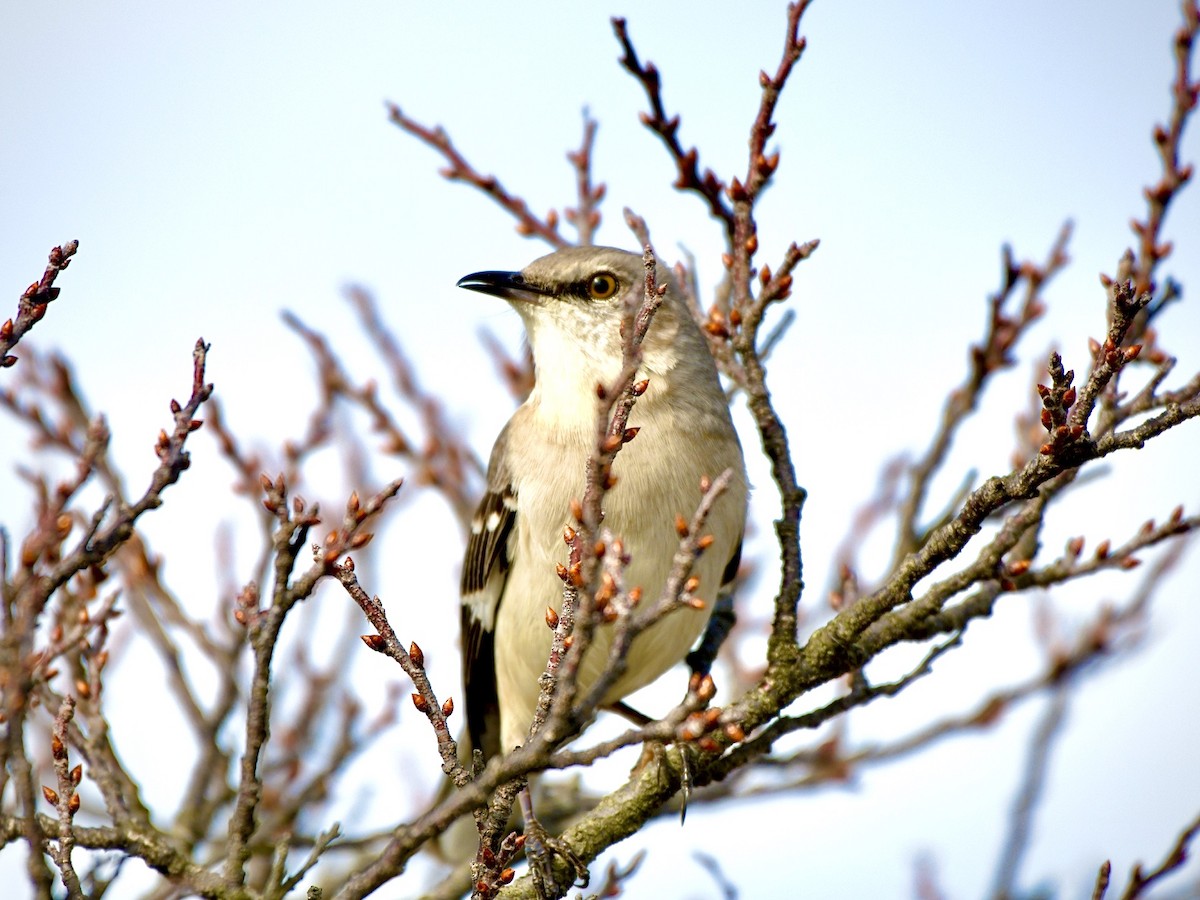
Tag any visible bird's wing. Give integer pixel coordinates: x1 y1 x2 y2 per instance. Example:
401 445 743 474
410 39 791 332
460 438 518 763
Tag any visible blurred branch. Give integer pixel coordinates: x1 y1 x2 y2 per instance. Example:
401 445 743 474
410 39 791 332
990 688 1070 900
283 302 483 530
345 286 485 525
478 329 534 404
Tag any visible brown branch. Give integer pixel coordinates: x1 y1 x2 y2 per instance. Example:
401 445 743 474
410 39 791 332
1070 283 1151 436
691 7 819 663
724 493 1185 806
1 340 213 896
537 247 666 728
707 631 962 783
648 87 823 675
333 557 461 781
1127 0 1199 301
611 18 734 239
733 239 815 663
579 363 1199 866
564 111 604 246
832 265 1197 664
344 286 484 526
206 397 268 499
3 339 212 607
743 1 809 201
283 306 482 530
0 813 227 894
277 823 342 897
577 472 735 720
517 505 1180 869
335 258 748 897
387 104 569 248
601 8 804 696
1 241 78 369
892 225 1070 568
45 695 82 897
462 248 671 887
47 340 213 597
223 475 403 889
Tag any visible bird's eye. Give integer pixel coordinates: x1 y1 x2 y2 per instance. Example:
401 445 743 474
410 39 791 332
587 272 619 300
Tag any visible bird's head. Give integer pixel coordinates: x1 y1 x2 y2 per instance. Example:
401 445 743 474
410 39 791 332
457 246 702 395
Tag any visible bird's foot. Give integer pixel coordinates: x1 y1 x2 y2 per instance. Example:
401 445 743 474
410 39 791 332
520 792 588 897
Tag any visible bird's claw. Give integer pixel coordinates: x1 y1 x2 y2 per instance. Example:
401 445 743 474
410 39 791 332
523 819 588 898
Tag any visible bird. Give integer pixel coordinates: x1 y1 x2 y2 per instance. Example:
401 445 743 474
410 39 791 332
455 245 748 770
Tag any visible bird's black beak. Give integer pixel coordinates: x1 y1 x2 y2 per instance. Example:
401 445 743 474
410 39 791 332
456 270 551 303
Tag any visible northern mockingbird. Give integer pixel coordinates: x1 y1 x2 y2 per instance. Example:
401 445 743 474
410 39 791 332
455 245 748 768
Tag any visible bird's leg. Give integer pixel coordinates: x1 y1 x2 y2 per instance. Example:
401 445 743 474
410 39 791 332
519 786 588 896
605 699 653 727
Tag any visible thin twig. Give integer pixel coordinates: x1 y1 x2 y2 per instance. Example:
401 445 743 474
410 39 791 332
387 105 569 248
1 241 79 368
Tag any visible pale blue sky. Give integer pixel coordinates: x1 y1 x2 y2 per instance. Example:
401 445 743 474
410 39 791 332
2 2 1198 897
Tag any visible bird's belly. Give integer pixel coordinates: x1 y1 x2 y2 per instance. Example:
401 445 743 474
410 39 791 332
494 547 713 754
493 440 739 753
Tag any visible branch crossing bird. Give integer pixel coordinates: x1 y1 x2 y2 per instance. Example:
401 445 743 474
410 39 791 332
447 245 747 871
